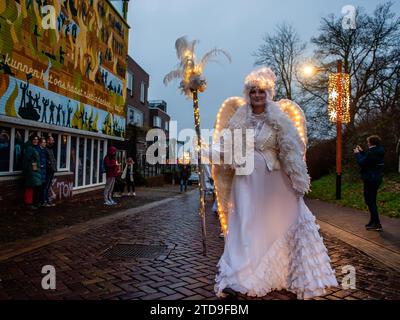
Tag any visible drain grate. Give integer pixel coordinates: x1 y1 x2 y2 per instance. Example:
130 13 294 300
103 243 169 259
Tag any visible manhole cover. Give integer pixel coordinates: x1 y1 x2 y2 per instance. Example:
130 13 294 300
103 244 169 259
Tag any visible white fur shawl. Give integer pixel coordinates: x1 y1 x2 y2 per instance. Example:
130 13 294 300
227 101 311 196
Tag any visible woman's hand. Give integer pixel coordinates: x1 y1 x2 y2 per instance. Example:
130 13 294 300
353 145 362 154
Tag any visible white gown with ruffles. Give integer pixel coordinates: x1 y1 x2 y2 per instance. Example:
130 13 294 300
214 112 338 299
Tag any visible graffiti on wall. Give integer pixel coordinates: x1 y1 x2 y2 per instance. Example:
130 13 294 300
0 0 128 137
50 177 73 200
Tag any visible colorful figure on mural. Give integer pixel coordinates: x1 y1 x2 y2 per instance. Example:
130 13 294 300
66 103 73 128
18 82 29 111
49 101 56 124
41 97 49 123
56 104 62 126
18 84 41 121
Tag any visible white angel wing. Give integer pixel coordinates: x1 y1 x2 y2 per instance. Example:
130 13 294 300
277 99 308 151
212 97 246 235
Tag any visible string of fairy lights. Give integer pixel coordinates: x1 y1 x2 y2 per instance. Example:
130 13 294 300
212 98 232 234
279 100 308 147
192 90 207 249
328 73 351 124
212 97 308 235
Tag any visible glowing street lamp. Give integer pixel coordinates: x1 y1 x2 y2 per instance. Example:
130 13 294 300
302 64 316 77
302 60 351 199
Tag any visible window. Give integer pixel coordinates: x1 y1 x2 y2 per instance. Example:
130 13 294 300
110 1 125 18
72 137 106 188
116 150 126 173
165 121 169 131
70 137 77 180
140 81 145 103
28 130 40 139
0 126 105 187
77 137 84 187
99 140 106 183
153 116 161 128
127 106 144 127
127 72 134 96
85 139 92 186
31 132 69 172
92 140 98 184
13 129 25 171
0 127 11 172
59 134 68 170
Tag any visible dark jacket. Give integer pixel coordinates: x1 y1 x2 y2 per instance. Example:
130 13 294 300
179 167 189 181
104 146 119 178
356 146 385 183
46 144 57 174
35 145 47 183
22 141 42 187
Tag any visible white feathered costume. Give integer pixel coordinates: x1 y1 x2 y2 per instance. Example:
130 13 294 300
213 67 338 299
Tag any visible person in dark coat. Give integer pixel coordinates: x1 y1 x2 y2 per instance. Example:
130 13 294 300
354 135 385 231
35 137 48 206
179 165 189 192
22 135 42 209
44 135 57 206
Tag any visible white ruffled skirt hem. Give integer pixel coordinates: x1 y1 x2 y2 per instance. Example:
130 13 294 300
215 199 338 300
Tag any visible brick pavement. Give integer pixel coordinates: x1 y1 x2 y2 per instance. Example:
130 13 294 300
0 191 399 300
0 185 193 244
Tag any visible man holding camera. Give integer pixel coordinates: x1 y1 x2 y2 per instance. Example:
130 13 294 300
353 135 385 231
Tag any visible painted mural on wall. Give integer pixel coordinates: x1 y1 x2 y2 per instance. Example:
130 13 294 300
0 0 128 137
0 76 125 136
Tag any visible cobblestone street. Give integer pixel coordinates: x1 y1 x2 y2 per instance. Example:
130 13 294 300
0 190 399 300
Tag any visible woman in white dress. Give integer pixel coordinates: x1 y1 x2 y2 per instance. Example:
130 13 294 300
213 67 338 299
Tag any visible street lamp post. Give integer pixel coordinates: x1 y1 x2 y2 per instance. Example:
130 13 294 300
328 60 350 200
302 60 351 200
335 60 343 200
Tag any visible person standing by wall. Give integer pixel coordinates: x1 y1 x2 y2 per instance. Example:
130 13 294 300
121 157 135 196
44 135 57 206
103 146 119 205
22 135 42 210
36 137 48 207
354 135 385 231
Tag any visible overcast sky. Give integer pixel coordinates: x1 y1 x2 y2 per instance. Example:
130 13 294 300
127 0 399 132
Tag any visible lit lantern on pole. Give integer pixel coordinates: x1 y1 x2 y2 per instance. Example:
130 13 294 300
328 60 351 200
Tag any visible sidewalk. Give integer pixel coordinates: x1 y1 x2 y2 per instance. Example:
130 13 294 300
306 199 400 272
0 185 195 245
0 191 399 300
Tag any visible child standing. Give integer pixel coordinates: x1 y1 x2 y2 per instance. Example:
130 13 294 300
121 157 135 196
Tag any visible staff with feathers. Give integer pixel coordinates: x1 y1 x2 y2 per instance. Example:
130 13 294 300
163 36 231 255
